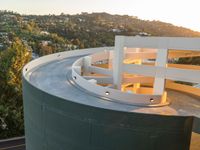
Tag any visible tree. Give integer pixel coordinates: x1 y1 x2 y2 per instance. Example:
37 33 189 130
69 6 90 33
71 38 80 46
177 57 200 66
0 37 31 139
39 44 53 55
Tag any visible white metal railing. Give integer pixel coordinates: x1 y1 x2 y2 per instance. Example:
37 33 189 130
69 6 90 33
72 56 162 106
71 36 200 106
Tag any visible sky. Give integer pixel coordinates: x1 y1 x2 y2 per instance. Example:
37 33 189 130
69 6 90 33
1 0 200 31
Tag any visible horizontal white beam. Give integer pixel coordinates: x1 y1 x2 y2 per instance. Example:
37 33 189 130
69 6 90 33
125 51 200 60
123 64 156 77
84 76 154 84
123 64 200 83
166 67 200 83
84 76 113 84
88 66 113 76
125 52 156 59
121 36 200 51
123 76 154 84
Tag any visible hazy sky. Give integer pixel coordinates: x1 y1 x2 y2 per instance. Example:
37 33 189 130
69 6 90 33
1 0 200 31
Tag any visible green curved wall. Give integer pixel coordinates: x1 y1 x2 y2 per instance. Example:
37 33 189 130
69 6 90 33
23 78 194 150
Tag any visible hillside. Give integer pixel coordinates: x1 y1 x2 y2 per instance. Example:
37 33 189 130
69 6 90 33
30 12 200 48
1 11 200 56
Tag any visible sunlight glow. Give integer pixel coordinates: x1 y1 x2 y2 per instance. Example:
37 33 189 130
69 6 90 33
1 0 200 31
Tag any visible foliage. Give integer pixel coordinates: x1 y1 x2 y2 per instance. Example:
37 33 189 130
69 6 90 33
0 38 31 139
176 57 200 66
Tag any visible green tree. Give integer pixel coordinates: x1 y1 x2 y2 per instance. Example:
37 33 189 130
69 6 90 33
39 44 53 55
0 38 31 139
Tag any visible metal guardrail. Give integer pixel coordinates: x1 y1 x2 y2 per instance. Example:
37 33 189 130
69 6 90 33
0 137 25 150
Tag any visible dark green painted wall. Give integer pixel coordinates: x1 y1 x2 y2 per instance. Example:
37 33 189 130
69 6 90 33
23 78 194 150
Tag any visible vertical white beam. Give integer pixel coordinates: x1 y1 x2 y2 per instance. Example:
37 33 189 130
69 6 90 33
73 66 81 75
108 51 113 69
83 56 92 75
133 48 141 91
113 36 125 89
153 49 168 94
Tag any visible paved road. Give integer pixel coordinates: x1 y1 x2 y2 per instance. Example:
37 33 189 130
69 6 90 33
0 137 25 150
0 135 199 150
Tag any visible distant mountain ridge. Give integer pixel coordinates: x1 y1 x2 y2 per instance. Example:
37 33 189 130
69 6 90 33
79 12 200 37
1 10 200 37
1 10 200 51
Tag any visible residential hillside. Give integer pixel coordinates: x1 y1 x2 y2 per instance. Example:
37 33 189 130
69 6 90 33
1 10 200 56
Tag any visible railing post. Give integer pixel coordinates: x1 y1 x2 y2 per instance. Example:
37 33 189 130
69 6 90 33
108 51 113 69
113 36 125 90
133 48 141 92
83 56 92 75
153 49 168 95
